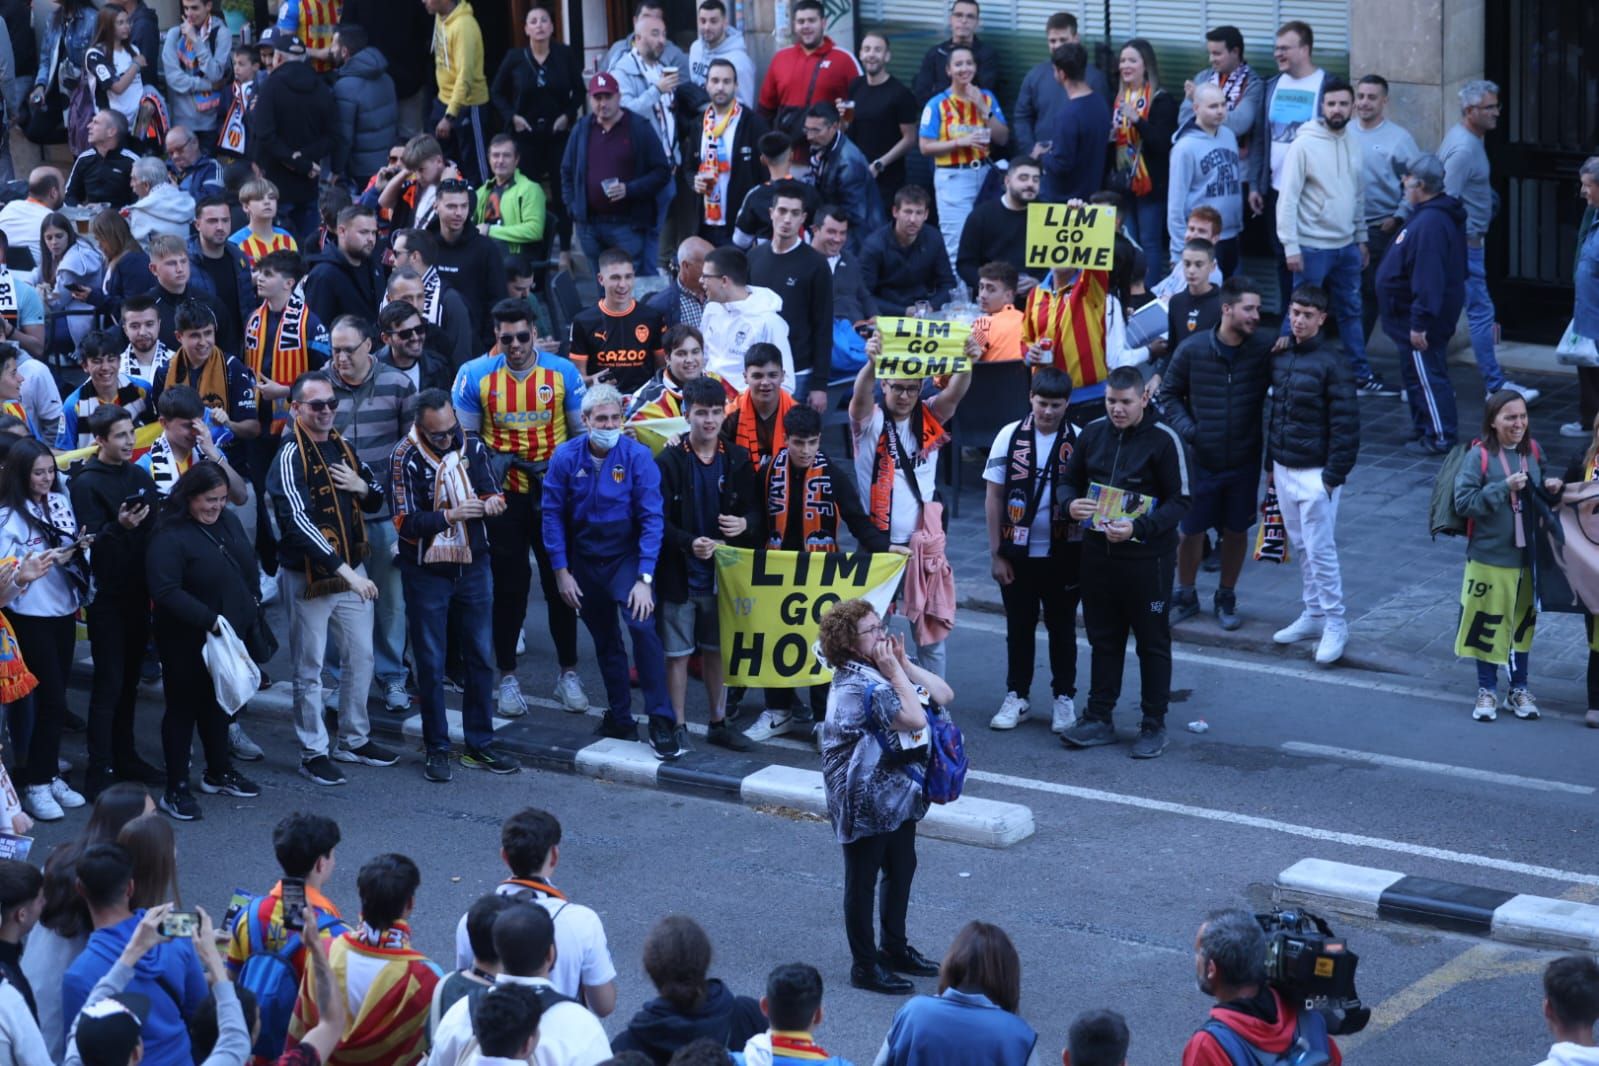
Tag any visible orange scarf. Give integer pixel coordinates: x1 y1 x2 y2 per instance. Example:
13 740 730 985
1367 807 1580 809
1113 85 1154 197
765 448 837 550
867 403 947 534
728 388 793 469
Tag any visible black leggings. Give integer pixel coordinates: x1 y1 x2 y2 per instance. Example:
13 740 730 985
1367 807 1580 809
6 612 77 787
841 819 918 969
85 598 151 773
155 633 231 791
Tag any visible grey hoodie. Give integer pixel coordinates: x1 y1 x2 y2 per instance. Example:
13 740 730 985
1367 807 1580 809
161 17 231 133
690 26 756 108
128 183 197 245
1166 117 1242 258
610 47 680 164
1275 119 1364 256
603 34 688 76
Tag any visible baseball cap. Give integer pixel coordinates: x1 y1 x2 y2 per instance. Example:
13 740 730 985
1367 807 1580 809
74 993 149 1066
1393 152 1446 191
257 27 305 56
587 72 619 96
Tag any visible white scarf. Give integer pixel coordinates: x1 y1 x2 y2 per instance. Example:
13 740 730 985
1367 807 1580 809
0 267 18 326
410 424 474 563
121 339 168 381
421 267 444 326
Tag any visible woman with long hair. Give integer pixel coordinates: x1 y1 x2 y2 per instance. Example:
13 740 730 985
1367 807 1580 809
19 842 90 1061
874 921 1037 1065
817 598 952 996
85 6 146 126
1453 389 1564 721
0 437 87 821
145 463 262 820
117 812 180 910
1111 38 1178 289
79 782 154 846
33 212 103 349
919 44 1009 273
83 209 155 323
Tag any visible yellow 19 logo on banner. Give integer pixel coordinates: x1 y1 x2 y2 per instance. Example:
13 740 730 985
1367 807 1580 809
874 317 973 378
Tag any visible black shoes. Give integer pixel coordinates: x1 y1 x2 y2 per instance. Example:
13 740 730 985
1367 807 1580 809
706 719 752 751
879 946 940 977
423 750 453 783
158 787 201 821
1213 589 1241 631
200 769 261 797
850 962 913 995
1060 719 1117 748
1130 726 1168 759
1170 588 1199 625
462 745 521 774
648 716 684 760
594 717 639 741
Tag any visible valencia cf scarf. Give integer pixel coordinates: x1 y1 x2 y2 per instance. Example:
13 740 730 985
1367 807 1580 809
217 79 254 156
765 447 837 551
1113 85 1154 197
164 347 232 418
868 402 947 534
999 413 1075 559
245 296 311 433
0 267 20 330
728 388 793 468
290 419 369 597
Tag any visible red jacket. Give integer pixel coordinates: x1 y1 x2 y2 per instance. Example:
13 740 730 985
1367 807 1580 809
1181 989 1342 1066
757 37 861 119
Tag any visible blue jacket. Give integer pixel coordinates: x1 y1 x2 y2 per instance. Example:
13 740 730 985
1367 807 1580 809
1375 192 1468 341
560 111 671 229
874 990 1037 1066
172 155 224 203
186 236 255 326
36 8 95 91
1576 216 1599 340
541 433 663 576
62 912 210 1066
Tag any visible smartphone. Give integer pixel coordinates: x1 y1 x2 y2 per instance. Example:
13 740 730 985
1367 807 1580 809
280 878 306 930
160 911 199 938
122 490 156 511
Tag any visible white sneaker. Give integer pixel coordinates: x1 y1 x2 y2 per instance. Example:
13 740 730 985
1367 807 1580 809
516 628 527 655
1273 612 1323 644
496 675 528 718
229 722 265 761
383 680 410 712
259 570 278 604
989 692 1029 730
743 709 793 742
1507 687 1540 720
1562 420 1588 438
1314 620 1349 664
1473 687 1499 721
49 776 85 809
1051 694 1077 735
553 670 588 712
1503 380 1541 405
24 785 62 821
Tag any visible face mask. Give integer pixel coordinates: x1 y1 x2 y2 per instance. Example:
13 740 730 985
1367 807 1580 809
589 427 622 451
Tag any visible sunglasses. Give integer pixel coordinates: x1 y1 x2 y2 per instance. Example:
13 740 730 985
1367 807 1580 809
439 178 473 193
498 330 533 346
387 324 426 341
299 398 339 412
331 344 368 356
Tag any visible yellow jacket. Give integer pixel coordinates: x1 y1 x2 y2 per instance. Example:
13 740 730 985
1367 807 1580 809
432 0 487 113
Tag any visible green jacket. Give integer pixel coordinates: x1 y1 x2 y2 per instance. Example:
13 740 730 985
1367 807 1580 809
475 171 547 254
1454 441 1547 568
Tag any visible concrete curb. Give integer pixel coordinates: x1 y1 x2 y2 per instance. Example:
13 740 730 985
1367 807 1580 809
222 684 1037 850
1276 858 1599 951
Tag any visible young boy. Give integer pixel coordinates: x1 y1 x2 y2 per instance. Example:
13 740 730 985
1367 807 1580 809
216 45 266 161
1166 239 1222 351
1065 1009 1130 1066
1153 206 1225 299
731 963 850 1065
137 385 249 500
57 333 152 451
242 250 329 435
720 343 792 473
656 377 759 751
229 178 300 268
376 133 452 233
1533 956 1599 1066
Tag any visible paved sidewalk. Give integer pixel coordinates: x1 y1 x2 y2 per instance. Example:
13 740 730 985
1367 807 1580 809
938 359 1595 704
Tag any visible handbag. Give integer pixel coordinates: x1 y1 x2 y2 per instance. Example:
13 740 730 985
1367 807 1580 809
198 520 278 664
1556 319 1599 368
202 615 259 715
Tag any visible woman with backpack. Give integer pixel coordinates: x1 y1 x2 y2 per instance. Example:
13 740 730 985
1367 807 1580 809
817 597 952 998
1453 389 1564 722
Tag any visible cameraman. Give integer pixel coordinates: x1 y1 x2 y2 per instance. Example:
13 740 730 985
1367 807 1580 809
1183 909 1341 1066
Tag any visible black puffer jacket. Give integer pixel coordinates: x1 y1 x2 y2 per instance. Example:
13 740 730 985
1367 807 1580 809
1158 328 1273 473
1265 334 1360 487
1061 412 1192 558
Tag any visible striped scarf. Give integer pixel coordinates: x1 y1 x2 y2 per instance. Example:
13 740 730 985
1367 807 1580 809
728 388 793 469
217 78 254 155
245 296 311 433
290 418 368 597
143 435 193 495
121 340 169 381
0 561 36 703
175 27 221 114
1113 85 1153 197
407 423 474 564
765 448 837 550
868 402 946 534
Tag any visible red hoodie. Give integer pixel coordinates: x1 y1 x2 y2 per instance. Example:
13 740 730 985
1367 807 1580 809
1180 989 1342 1066
758 36 862 118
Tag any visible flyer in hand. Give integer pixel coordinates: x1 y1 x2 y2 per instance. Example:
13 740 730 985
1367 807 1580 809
1085 482 1154 538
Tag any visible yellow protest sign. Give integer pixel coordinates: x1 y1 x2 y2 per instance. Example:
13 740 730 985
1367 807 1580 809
716 546 906 687
1025 202 1117 271
875 318 972 378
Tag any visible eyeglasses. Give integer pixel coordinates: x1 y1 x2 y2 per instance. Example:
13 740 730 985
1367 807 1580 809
387 324 427 341
331 344 368 356
856 621 885 639
498 330 533 346
426 424 459 442
883 382 921 394
701 272 723 282
299 398 339 412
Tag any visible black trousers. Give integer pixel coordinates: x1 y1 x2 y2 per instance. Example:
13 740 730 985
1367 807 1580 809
1361 222 1399 340
155 633 231 791
1079 547 1174 728
85 597 151 773
6 612 75 787
488 488 578 673
1579 367 1599 435
841 818 917 969
999 548 1081 699
767 683 828 719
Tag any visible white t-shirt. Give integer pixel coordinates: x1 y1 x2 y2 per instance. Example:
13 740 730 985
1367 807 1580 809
852 406 939 545
984 419 1057 559
1267 68 1325 188
427 975 612 1066
452 882 617 1003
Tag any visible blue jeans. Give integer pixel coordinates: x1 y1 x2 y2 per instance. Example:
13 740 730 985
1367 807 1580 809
1465 244 1506 391
1133 195 1168 290
642 179 675 278
1477 650 1528 690
578 220 652 277
399 554 496 753
572 554 673 727
1284 244 1373 381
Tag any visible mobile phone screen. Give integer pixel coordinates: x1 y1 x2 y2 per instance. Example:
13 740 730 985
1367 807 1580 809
281 878 307 930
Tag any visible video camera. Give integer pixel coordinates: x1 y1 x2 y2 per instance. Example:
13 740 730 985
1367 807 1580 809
1255 909 1371 1036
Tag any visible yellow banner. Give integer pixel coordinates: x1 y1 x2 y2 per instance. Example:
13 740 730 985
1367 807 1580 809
1025 202 1117 271
875 317 972 378
56 422 163 470
715 546 906 687
627 416 690 455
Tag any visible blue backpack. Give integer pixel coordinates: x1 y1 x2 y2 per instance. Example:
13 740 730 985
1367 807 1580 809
233 897 346 1059
1202 1009 1331 1066
865 681 968 804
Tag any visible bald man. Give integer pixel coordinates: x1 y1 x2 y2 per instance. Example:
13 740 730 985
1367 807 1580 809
0 167 65 263
649 235 714 327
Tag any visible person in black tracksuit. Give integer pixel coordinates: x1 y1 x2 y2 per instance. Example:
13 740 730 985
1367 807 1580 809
69 406 164 800
1059 365 1191 759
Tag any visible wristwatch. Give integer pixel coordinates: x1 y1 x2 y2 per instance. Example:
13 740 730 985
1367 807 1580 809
639 573 653 586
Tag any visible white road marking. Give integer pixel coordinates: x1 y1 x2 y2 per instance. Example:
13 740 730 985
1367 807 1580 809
1281 741 1594 796
957 616 1461 704
964 767 1599 887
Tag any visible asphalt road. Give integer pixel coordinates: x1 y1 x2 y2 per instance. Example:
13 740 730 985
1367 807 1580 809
36 608 1595 1065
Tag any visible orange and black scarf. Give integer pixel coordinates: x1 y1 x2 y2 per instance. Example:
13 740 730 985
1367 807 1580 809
998 414 1075 559
244 296 311 433
728 388 794 469
291 419 368 597
163 347 231 415
765 447 837 551
867 402 947 534
1113 84 1154 197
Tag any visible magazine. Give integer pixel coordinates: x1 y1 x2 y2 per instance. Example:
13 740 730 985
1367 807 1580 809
1085 481 1155 538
